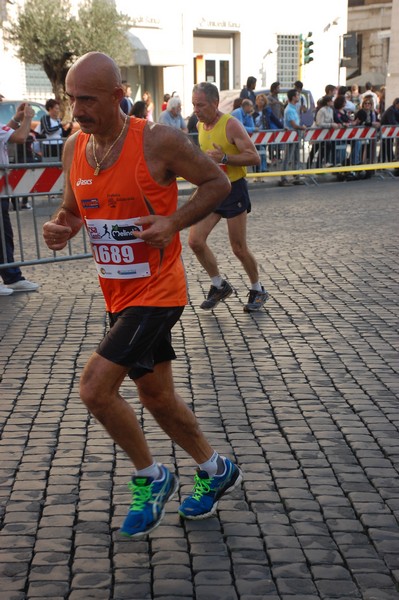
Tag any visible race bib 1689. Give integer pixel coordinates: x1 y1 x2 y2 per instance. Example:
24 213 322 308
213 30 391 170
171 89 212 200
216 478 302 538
85 217 151 279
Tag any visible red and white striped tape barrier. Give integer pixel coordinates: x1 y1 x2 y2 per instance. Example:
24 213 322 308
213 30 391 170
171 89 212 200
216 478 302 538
380 126 399 138
0 166 64 196
305 127 378 142
251 130 298 144
250 126 395 145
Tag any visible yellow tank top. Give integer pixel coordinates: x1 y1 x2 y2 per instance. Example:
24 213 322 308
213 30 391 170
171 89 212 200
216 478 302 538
198 113 246 183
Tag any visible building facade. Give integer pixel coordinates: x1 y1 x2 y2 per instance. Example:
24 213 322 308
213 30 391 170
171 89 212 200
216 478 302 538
347 0 399 103
1 0 350 119
115 0 349 120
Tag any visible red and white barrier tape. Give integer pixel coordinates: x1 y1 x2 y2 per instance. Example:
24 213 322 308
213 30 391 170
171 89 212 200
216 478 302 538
0 166 64 196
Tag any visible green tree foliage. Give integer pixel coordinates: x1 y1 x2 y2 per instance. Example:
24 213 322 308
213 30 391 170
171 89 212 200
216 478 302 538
6 0 131 113
77 0 131 64
6 0 77 104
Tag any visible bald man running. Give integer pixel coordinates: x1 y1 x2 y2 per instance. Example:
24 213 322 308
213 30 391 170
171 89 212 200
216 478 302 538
43 52 242 538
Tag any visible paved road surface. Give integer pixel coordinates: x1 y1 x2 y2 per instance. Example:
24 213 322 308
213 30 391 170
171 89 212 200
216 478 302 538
0 177 398 599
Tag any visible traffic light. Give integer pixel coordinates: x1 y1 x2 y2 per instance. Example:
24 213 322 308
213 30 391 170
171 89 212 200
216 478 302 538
304 33 314 64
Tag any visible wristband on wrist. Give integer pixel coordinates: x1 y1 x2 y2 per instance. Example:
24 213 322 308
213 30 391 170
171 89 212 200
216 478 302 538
11 117 21 126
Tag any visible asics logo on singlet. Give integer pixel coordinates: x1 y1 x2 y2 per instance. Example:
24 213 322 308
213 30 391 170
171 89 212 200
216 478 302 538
76 178 93 186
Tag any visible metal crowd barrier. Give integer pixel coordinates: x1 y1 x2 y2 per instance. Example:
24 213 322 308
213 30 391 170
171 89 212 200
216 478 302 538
248 125 399 181
0 162 91 270
7 136 65 165
1 126 399 270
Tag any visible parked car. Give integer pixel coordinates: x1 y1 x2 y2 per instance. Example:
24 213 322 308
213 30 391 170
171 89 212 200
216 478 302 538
0 99 79 132
219 87 316 127
0 100 47 130
0 100 79 163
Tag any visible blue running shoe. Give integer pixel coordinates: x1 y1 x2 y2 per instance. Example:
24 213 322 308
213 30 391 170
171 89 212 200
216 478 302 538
178 458 242 520
120 464 178 537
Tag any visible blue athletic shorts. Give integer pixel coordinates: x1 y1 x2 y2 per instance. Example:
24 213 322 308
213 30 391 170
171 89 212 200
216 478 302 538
96 305 184 380
214 177 251 219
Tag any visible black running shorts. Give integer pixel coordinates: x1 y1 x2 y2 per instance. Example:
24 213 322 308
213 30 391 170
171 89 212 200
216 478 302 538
214 177 251 218
96 305 184 380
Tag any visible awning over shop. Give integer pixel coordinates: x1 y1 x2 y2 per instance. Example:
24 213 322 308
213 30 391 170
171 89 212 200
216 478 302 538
346 71 386 87
127 30 184 67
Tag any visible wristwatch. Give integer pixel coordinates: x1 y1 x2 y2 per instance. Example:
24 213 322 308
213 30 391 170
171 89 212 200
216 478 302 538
221 153 228 165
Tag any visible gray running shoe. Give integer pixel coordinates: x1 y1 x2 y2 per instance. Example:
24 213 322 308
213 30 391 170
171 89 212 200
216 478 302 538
200 280 233 310
244 287 269 313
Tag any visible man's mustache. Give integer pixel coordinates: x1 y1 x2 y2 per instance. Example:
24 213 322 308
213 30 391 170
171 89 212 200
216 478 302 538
76 118 95 124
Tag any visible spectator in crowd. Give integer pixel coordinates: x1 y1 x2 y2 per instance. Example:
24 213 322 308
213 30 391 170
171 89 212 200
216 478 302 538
187 112 198 132
161 93 170 112
354 97 380 127
120 80 134 115
325 84 337 98
380 96 399 126
43 51 236 537
344 90 356 116
231 99 256 134
189 81 268 314
232 98 243 110
35 99 73 160
337 85 355 115
279 89 306 187
240 76 257 105
333 95 352 128
0 102 40 295
253 95 269 129
142 91 154 122
267 81 284 122
314 95 339 166
15 128 39 210
377 86 386 118
359 82 379 111
187 111 199 145
379 97 399 163
332 95 352 166
353 96 380 170
158 97 188 132
252 94 282 173
350 84 361 109
267 82 285 162
317 84 337 110
306 96 322 168
294 80 307 121
252 94 268 173
131 101 148 119
331 95 357 179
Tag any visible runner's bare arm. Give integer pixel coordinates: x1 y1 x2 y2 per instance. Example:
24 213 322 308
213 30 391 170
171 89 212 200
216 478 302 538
42 133 84 251
134 124 231 247
224 117 260 167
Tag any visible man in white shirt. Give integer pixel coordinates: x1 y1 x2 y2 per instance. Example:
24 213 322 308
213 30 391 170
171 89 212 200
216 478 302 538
0 103 40 295
359 82 379 111
158 97 188 132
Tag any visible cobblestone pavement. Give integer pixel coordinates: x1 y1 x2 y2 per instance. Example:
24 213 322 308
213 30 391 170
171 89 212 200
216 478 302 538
0 178 399 600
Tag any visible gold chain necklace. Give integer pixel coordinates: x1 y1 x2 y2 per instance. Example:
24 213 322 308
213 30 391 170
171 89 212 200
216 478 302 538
91 114 128 175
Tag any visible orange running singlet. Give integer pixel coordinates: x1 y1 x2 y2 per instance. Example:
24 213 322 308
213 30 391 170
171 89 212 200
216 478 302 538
70 117 187 313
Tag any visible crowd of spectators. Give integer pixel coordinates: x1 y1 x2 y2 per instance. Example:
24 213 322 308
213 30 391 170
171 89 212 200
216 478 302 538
221 78 399 183
3 78 398 182
144 78 397 183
